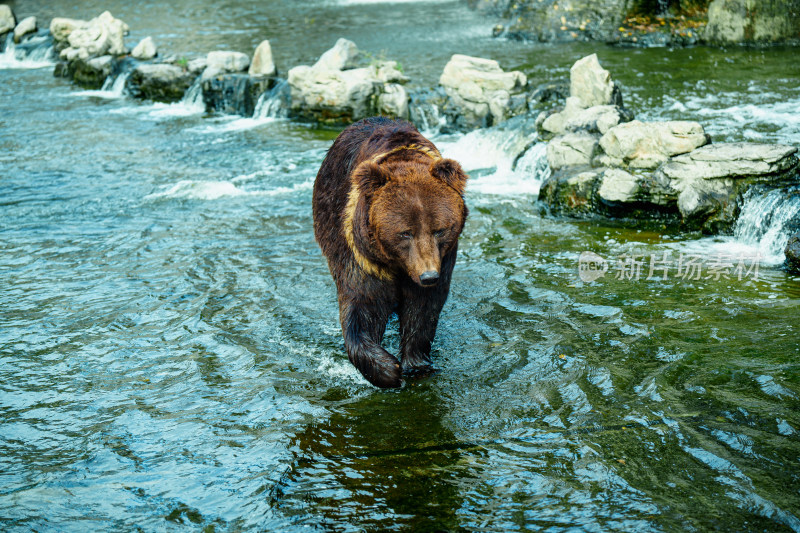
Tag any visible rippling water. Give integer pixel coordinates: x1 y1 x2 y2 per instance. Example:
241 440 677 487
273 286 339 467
2 1 800 531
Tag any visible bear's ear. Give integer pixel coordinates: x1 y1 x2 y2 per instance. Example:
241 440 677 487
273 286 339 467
352 161 390 197
430 158 468 196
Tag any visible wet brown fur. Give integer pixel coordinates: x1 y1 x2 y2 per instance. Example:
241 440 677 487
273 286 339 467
312 117 468 388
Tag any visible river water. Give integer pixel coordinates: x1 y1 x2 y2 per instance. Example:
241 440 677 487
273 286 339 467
2 1 800 531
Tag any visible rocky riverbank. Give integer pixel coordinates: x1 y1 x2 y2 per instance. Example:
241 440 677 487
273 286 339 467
2 4 799 271
471 0 800 47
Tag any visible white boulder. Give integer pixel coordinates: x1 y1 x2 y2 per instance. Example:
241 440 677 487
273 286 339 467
50 17 86 43
439 54 527 127
131 36 157 60
0 5 14 36
13 16 36 43
547 132 598 170
202 50 250 80
542 96 626 137
570 53 618 108
597 168 640 203
378 83 409 119
249 40 276 77
60 11 129 60
314 38 358 71
287 39 408 123
663 143 799 222
598 120 709 169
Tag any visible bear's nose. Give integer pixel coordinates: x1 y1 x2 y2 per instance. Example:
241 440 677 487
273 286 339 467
419 270 439 286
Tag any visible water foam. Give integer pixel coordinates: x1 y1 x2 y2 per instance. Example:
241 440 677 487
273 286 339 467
140 79 206 118
254 79 290 119
657 90 800 146
190 116 281 134
439 128 548 196
0 34 55 69
186 80 290 133
664 188 800 267
145 179 313 201
733 188 800 264
71 71 131 99
145 180 246 200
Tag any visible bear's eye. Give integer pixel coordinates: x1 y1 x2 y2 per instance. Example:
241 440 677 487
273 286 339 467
434 229 447 238
398 231 413 239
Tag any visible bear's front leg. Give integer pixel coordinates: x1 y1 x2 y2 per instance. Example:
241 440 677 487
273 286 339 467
399 250 457 376
340 299 402 388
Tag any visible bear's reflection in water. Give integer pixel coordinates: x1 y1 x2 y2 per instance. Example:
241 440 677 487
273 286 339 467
277 389 467 531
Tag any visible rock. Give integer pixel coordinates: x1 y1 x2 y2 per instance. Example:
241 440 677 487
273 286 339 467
248 40 276 77
439 54 527 129
539 166 679 220
541 96 628 138
202 73 275 116
288 64 377 123
203 50 250 79
540 140 798 231
477 0 632 43
597 120 709 170
378 83 409 119
570 54 621 109
54 54 115 88
597 168 640 203
13 16 36 44
60 11 128 61
659 143 800 231
528 79 570 109
127 63 197 102
314 37 358 71
705 0 800 44
538 167 602 216
373 60 408 84
186 57 207 75
132 36 157 60
408 87 448 133
660 143 799 182
786 231 800 274
539 55 631 141
547 132 598 170
0 5 14 37
49 17 85 44
73 55 114 88
287 40 407 124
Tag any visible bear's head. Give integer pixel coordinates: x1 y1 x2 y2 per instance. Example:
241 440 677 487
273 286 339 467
353 158 468 288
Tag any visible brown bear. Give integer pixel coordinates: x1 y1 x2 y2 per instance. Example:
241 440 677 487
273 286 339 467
313 117 468 388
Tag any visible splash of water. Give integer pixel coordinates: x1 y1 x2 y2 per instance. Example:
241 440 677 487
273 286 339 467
733 187 800 263
438 119 546 195
0 33 55 69
253 79 290 119
181 78 205 111
72 70 132 99
414 102 447 136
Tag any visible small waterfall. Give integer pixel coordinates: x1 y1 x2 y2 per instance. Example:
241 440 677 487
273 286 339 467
734 187 800 263
253 79 290 119
109 71 131 96
440 119 546 196
513 141 551 184
94 70 132 98
412 102 446 136
0 32 55 69
180 78 206 112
